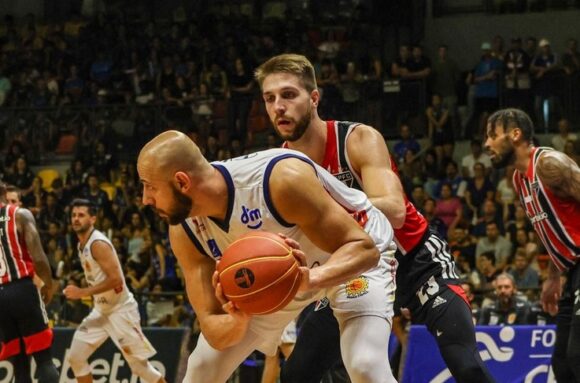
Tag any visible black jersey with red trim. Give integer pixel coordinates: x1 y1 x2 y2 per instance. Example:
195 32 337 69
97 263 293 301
285 121 458 306
0 204 34 285
513 147 580 271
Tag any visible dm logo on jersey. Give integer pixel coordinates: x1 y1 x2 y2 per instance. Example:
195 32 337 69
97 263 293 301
235 268 255 288
345 276 369 298
241 205 263 229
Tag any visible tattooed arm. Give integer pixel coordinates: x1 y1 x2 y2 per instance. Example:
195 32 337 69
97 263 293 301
536 150 580 203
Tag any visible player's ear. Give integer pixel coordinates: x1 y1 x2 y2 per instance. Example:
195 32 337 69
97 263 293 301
174 171 191 192
311 88 320 108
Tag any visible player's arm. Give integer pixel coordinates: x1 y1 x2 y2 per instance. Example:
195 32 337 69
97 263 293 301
536 150 580 203
63 240 123 299
346 125 406 229
270 158 382 290
16 208 54 302
169 224 250 350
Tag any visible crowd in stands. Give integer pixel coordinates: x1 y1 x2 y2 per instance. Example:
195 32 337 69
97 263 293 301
1 5 580 332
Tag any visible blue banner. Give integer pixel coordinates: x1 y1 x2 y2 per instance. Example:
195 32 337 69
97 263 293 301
404 325 557 383
0 327 186 383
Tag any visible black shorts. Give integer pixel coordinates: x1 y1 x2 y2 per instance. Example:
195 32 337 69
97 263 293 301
0 278 53 359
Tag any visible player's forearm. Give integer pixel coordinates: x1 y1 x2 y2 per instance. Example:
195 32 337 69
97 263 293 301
34 260 53 289
309 239 379 289
83 276 123 297
547 261 561 280
368 196 406 229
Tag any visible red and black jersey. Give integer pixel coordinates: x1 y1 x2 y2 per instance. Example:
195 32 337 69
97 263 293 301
0 204 34 285
514 147 580 272
285 120 459 306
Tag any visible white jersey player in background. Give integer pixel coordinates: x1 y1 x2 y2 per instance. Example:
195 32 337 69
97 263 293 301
63 199 166 383
137 130 397 383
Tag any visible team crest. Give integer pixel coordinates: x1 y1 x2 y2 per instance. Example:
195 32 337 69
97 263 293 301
335 169 354 188
345 276 369 298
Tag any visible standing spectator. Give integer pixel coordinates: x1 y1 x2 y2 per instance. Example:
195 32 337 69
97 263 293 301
503 37 531 111
476 222 513 270
227 57 254 144
561 38 580 76
430 45 460 132
530 38 560 131
405 45 432 80
391 44 411 79
467 42 503 138
552 118 577 152
315 58 341 119
525 37 538 59
338 61 363 121
202 62 228 99
478 273 531 325
426 93 453 164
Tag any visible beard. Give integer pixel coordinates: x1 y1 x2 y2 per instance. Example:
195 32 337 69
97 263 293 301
274 106 312 142
72 222 91 234
163 184 193 225
490 139 516 169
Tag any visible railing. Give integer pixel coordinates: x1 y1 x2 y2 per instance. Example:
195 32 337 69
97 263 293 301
433 0 580 17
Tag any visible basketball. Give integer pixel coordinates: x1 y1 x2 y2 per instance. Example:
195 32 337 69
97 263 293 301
216 231 302 315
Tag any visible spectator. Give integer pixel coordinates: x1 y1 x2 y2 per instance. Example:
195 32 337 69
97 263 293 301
393 124 421 164
227 57 254 144
0 65 11 106
449 224 478 268
430 45 460 131
80 173 112 217
434 183 462 235
505 204 533 243
37 192 67 233
561 38 580 76
315 58 341 119
525 36 538 59
530 38 560 131
338 60 364 121
466 42 503 138
509 250 539 290
202 62 228 99
478 273 531 325
146 283 174 327
476 222 513 270
472 199 504 237
503 37 531 111
7 157 35 194
495 164 517 221
404 45 432 80
458 257 483 292
391 44 411 79
464 162 495 217
476 251 501 290
461 140 492 178
426 93 453 164
551 118 577 152
434 161 467 199
423 197 447 239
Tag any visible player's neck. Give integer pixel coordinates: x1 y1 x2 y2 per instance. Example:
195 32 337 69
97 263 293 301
514 143 534 174
286 118 327 165
77 227 95 250
196 168 229 221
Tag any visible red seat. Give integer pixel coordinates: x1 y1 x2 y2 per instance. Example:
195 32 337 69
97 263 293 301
55 134 78 155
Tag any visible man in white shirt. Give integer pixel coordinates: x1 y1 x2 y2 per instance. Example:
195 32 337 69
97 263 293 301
551 118 577 152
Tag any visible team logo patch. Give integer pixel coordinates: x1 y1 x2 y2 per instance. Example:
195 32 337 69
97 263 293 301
345 276 369 298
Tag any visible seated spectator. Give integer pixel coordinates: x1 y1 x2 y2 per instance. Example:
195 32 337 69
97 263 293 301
461 139 492 178
81 173 112 217
22 175 46 215
433 161 467 199
471 199 504 237
37 192 67 233
512 228 538 262
476 222 513 270
146 283 174 327
476 251 501 290
434 183 463 234
509 250 539 290
393 123 420 164
464 162 495 218
478 273 531 325
461 281 480 324
423 197 447 239
457 255 483 291
551 118 577 152
505 204 533 242
495 165 517 221
7 157 35 195
449 223 477 268
410 185 427 210
422 149 441 197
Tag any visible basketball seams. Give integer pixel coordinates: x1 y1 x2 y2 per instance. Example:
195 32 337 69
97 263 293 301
224 260 299 299
227 235 292 255
218 253 294 275
251 271 301 315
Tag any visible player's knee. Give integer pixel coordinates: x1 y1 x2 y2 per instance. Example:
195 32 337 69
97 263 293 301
346 354 394 383
67 352 90 377
126 357 162 383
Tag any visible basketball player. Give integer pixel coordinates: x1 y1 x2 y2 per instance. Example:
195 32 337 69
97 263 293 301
137 130 397 383
255 53 494 382
484 108 580 381
0 182 59 383
64 199 166 383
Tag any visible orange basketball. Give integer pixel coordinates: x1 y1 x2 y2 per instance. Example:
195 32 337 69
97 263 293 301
216 231 302 315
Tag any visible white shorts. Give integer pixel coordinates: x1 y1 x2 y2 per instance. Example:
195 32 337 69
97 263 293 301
248 248 397 355
279 320 297 345
73 299 156 360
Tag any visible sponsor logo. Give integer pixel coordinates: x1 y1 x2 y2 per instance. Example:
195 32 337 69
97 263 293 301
529 211 548 224
431 295 447 309
314 298 329 311
207 239 222 258
235 268 255 288
0 216 10 222
241 205 262 229
345 276 369 298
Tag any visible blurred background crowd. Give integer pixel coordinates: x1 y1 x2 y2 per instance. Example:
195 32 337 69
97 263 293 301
1 0 580 337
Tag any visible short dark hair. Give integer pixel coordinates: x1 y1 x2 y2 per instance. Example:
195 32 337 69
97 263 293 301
488 108 534 141
71 198 97 216
480 251 496 265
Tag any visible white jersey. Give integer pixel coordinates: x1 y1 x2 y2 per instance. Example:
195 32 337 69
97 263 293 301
78 229 133 314
182 148 394 273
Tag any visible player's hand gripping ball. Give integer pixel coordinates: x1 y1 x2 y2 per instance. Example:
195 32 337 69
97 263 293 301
216 231 302 315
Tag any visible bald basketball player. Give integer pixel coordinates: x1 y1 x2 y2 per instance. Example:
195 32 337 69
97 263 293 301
138 130 398 383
